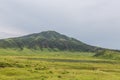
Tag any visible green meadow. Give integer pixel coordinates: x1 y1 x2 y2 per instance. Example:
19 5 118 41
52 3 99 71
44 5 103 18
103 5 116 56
0 48 120 80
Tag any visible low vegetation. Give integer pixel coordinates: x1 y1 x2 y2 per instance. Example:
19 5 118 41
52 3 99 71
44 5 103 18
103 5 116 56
0 49 119 80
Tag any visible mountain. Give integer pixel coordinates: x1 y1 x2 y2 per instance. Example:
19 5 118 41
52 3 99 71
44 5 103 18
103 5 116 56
0 31 102 52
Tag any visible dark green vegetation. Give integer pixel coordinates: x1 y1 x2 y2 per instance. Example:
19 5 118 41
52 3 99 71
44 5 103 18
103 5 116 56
0 49 120 80
0 31 101 52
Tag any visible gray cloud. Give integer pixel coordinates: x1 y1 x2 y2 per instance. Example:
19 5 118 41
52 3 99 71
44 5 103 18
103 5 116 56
0 0 120 49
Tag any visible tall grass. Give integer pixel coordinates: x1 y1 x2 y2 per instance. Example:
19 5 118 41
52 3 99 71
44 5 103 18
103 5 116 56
0 49 119 80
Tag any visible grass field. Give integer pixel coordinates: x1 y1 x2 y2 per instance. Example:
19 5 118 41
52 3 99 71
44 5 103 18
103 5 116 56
0 48 120 80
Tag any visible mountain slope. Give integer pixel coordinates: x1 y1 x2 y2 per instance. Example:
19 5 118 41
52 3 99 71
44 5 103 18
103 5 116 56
0 31 101 52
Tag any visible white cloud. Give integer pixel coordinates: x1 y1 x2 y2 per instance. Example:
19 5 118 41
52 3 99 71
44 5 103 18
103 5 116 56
0 25 27 39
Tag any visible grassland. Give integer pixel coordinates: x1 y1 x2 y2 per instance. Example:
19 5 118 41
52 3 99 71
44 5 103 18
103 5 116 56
0 48 120 80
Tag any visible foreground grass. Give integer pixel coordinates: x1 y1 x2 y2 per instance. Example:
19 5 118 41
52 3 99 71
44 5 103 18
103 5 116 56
0 49 120 80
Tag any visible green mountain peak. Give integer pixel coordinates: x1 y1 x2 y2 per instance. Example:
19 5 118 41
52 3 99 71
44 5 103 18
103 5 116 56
0 31 100 52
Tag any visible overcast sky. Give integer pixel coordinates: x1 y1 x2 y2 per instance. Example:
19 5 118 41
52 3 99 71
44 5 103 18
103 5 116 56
0 0 120 49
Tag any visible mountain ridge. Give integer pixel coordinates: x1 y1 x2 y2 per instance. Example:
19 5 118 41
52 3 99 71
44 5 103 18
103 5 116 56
0 31 107 52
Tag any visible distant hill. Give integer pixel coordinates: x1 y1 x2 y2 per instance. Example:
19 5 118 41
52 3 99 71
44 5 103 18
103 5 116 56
94 50 120 60
0 31 104 52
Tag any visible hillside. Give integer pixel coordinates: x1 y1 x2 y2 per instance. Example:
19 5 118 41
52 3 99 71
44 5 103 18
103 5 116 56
0 31 120 80
94 50 120 60
0 31 101 52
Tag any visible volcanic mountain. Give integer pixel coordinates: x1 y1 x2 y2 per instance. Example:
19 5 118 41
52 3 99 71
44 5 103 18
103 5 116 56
0 31 102 52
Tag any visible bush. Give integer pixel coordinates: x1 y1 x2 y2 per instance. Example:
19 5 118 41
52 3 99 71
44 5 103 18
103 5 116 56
0 62 13 68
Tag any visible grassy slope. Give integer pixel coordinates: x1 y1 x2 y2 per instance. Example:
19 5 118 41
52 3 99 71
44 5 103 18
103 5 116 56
0 49 120 80
95 50 120 60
